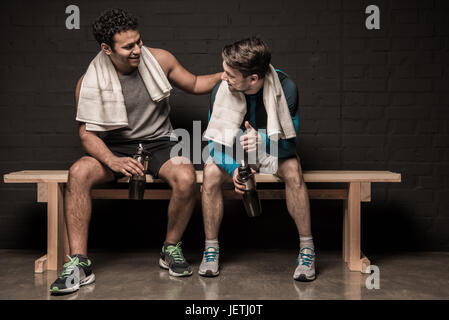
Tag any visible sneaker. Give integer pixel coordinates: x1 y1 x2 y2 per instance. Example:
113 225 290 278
198 246 220 277
159 242 193 277
293 247 316 281
50 255 95 294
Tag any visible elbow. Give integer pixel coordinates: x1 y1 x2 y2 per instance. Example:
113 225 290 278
79 131 95 147
190 75 200 95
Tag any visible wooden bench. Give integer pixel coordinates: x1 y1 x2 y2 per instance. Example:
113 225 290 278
3 170 401 274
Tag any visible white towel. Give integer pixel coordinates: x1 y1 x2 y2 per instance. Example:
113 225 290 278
204 65 296 147
76 46 172 131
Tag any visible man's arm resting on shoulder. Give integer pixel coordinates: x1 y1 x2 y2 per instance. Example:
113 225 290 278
151 48 222 94
75 75 144 177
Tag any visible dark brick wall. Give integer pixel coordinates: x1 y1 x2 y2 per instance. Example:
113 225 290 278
1 0 448 252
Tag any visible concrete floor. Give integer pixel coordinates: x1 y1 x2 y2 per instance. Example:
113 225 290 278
0 249 448 300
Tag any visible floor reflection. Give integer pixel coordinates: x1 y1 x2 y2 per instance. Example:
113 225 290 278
198 277 220 300
156 270 188 299
31 261 366 300
293 280 317 299
343 270 363 300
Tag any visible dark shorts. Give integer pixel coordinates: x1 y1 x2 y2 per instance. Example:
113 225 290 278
104 138 179 180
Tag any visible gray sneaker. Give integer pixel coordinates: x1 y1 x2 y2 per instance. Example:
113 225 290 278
198 246 220 277
293 247 316 281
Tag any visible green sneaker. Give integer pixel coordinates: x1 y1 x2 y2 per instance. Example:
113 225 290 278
159 242 193 277
50 255 95 294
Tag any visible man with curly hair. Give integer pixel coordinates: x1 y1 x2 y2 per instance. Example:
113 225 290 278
50 8 222 294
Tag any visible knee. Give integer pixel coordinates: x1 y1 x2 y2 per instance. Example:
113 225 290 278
281 160 304 187
202 163 223 192
171 166 196 195
68 157 96 188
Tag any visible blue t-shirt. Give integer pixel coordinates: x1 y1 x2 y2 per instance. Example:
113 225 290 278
208 69 299 176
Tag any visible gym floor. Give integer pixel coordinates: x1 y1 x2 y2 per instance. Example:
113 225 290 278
0 249 448 300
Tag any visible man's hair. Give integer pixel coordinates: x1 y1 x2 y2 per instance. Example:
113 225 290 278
92 8 138 50
222 37 271 79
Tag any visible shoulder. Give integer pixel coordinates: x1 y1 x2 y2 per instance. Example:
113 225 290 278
147 47 174 60
147 47 177 75
275 69 298 116
276 69 297 96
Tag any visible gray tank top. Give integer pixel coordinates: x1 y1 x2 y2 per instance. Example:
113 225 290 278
102 69 174 144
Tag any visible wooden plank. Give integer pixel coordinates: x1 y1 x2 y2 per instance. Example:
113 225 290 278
348 182 361 272
308 189 348 200
91 188 349 200
4 170 402 184
37 183 48 203
47 183 65 271
343 200 349 263
221 189 348 200
4 171 68 183
303 171 401 183
361 182 371 202
92 189 173 200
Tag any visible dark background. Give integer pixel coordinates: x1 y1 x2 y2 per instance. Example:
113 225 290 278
0 0 448 254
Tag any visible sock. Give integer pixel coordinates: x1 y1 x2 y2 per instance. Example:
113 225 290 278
205 239 219 251
299 236 314 252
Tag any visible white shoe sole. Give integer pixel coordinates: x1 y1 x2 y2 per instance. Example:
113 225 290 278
50 273 96 294
294 273 316 282
198 269 220 277
159 258 192 277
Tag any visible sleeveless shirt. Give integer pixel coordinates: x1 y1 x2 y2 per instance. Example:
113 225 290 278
102 69 173 143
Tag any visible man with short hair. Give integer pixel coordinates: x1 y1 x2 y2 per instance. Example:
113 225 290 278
50 8 222 294
199 37 316 281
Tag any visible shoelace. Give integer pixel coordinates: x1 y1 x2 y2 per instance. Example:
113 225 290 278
166 242 185 263
299 248 315 267
59 255 79 278
203 247 219 262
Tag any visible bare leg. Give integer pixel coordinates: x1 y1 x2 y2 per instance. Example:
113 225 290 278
65 156 115 255
277 158 312 237
201 162 231 240
158 157 197 244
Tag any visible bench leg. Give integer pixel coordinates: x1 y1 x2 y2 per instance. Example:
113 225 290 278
343 200 349 263
34 254 47 273
46 182 65 272
343 182 371 273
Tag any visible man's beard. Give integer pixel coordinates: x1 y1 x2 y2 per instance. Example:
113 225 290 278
227 83 248 93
